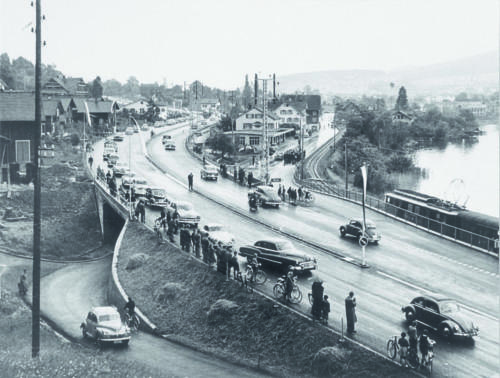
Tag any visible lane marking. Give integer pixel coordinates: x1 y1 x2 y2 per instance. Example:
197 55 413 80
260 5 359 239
376 270 499 322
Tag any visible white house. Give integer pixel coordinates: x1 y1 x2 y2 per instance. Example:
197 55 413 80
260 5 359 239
122 100 148 114
273 103 306 129
227 107 293 148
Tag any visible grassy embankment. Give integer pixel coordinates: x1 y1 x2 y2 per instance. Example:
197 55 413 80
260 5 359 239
119 221 409 378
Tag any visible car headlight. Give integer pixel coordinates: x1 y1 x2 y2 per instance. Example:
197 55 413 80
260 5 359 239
452 324 459 331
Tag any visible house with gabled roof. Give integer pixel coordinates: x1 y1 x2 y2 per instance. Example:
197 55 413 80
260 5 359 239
272 103 306 130
0 92 36 178
68 98 119 127
227 107 294 148
42 76 88 97
392 110 414 124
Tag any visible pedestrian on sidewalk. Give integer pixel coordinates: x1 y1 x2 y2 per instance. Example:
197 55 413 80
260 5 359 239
233 166 237 182
298 187 303 201
230 250 239 280
322 295 331 324
167 218 175 243
88 156 93 169
287 186 292 202
248 172 253 188
188 172 194 191
345 291 357 334
201 232 209 262
224 246 232 281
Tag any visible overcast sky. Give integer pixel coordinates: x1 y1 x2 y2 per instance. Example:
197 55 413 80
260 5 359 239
0 0 498 89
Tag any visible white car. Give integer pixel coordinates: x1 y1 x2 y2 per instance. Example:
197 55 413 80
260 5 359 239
203 224 235 246
200 165 218 181
167 200 200 227
113 161 129 177
133 177 148 198
164 141 176 150
81 306 131 347
125 127 134 135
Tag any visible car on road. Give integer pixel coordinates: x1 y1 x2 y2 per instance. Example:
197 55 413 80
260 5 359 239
200 165 218 181
125 127 134 135
145 187 169 208
103 141 118 161
113 161 129 177
107 153 119 168
248 186 282 208
167 200 200 227
132 177 148 199
274 152 284 161
339 219 381 244
141 124 149 131
164 141 176 150
81 306 130 346
113 133 125 142
203 224 235 246
162 135 172 144
402 294 479 339
239 238 317 271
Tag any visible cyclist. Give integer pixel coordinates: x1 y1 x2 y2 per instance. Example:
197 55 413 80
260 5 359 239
284 270 294 302
419 329 431 365
124 297 136 319
247 253 260 281
398 332 409 367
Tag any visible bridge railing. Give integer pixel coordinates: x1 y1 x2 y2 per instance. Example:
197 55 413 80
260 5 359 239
94 173 132 216
295 176 498 255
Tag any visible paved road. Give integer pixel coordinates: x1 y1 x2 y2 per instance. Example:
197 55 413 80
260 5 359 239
38 257 268 378
91 127 499 378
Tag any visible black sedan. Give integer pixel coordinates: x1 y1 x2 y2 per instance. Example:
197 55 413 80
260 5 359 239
239 238 317 272
402 294 479 339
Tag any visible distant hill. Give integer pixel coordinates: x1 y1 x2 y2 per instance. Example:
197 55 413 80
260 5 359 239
278 51 498 96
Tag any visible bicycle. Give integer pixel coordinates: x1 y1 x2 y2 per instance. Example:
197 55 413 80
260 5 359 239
244 263 267 285
273 276 302 304
235 271 253 293
124 312 140 332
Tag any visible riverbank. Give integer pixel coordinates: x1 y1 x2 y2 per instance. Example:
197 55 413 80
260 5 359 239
117 221 408 378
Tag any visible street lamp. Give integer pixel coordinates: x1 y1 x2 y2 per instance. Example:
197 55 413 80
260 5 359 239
360 162 369 267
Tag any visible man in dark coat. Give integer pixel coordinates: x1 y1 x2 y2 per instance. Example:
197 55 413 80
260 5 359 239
238 168 245 185
311 280 324 320
345 291 357 334
233 167 237 182
201 232 209 262
188 172 194 191
247 172 253 188
167 218 175 243
224 246 233 280
230 250 239 280
322 295 331 324
192 229 201 258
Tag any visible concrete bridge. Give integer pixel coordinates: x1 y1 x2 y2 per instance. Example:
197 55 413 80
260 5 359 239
94 177 129 244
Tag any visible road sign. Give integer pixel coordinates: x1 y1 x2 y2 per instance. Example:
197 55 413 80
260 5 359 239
359 237 368 247
270 177 281 183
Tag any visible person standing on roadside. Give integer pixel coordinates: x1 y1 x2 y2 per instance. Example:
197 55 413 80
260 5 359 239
233 166 237 182
188 172 194 191
248 171 253 188
192 228 201 258
230 250 240 280
167 218 175 243
201 232 209 262
321 295 330 324
345 291 357 334
224 246 233 281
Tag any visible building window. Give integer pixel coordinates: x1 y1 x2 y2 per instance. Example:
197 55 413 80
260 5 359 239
243 123 252 129
249 136 259 145
16 140 31 163
239 136 245 145
280 110 286 115
255 113 263 118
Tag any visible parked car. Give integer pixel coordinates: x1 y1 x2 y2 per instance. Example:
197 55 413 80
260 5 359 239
339 219 381 244
103 141 118 161
125 127 134 135
145 187 170 208
248 186 282 208
402 294 479 339
200 165 218 181
107 153 119 168
113 161 129 177
239 238 317 271
203 224 235 246
274 152 284 161
164 141 176 150
119 176 135 200
113 133 125 142
167 200 200 227
132 177 148 199
162 135 172 144
80 306 131 346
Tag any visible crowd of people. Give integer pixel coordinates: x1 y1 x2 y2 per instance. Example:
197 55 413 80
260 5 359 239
277 184 313 204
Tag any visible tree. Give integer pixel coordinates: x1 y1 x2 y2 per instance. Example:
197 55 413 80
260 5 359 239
0 53 15 89
218 115 233 132
91 76 103 99
103 79 123 96
395 86 409 111
123 76 140 98
206 133 235 158
242 74 252 109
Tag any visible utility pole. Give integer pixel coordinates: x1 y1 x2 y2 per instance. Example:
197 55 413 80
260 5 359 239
344 142 348 195
32 0 42 358
256 74 273 184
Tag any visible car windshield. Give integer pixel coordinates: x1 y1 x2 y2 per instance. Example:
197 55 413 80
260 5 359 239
206 166 217 172
275 241 294 250
440 301 460 314
134 179 147 185
152 189 166 197
98 313 120 322
207 225 222 231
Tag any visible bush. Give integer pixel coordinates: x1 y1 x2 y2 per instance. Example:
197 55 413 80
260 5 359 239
70 133 80 146
207 299 239 324
126 253 149 270
312 346 351 377
155 282 187 304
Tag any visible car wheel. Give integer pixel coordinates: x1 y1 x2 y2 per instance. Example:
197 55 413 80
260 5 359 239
339 227 346 237
439 323 452 339
405 309 416 322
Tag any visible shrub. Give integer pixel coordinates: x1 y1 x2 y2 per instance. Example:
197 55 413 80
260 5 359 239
70 133 80 146
126 253 149 270
207 299 239 324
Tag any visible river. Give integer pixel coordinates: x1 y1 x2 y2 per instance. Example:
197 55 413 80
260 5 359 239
412 123 499 217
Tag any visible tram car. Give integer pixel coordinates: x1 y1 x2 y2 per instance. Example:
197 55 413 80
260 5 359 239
384 189 498 253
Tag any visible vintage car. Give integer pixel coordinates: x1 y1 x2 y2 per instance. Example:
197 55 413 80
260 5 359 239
103 141 118 161
145 187 170 208
203 224 235 246
162 134 172 144
141 124 149 131
200 165 218 181
132 177 148 199
80 306 130 346
402 294 479 339
125 127 134 135
107 153 120 168
339 219 381 244
112 161 129 177
239 238 317 272
113 133 125 142
248 186 282 208
167 200 200 227
164 141 176 150
119 176 135 201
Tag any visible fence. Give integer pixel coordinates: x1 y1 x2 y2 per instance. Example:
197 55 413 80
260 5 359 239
295 176 498 255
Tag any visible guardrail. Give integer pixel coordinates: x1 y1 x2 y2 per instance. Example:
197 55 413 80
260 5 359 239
295 176 498 256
